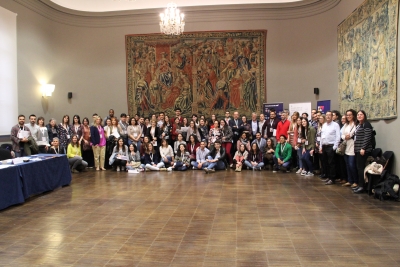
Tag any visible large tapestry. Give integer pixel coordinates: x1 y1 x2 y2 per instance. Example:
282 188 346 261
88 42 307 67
338 0 398 120
126 31 266 118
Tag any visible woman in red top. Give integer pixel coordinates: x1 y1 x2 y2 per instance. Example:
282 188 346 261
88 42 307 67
186 134 200 162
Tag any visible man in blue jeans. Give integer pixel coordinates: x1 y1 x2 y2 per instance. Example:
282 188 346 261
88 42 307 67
204 141 226 173
273 135 292 173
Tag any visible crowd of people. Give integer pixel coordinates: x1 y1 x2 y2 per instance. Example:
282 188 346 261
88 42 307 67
9 107 374 193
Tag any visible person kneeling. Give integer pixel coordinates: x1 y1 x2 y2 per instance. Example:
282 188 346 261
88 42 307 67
191 141 209 170
273 135 292 173
204 141 226 173
110 137 129 172
143 143 166 171
67 134 88 173
233 144 248 172
168 144 190 171
244 143 264 171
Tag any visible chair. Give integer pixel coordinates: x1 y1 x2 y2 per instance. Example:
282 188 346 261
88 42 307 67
367 151 394 195
0 148 12 160
0 143 13 151
371 148 382 159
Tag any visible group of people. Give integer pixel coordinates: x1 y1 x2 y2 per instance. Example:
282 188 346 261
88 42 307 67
9 107 374 193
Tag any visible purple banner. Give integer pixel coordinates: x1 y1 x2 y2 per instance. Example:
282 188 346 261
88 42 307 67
316 100 331 114
263 103 284 120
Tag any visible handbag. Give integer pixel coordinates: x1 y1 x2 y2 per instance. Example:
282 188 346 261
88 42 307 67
336 140 346 156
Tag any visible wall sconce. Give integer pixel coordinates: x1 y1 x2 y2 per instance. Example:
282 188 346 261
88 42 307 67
41 84 55 97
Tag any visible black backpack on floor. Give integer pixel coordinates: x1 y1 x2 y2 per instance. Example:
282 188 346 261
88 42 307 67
373 174 400 201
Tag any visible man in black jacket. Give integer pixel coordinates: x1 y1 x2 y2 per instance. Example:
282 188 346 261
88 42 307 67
204 141 226 173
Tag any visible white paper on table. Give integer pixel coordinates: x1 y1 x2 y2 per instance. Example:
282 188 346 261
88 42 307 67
36 141 50 146
128 169 139 174
0 165 12 169
13 158 26 164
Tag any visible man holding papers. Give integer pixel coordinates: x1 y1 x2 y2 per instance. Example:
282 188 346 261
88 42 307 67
10 115 31 157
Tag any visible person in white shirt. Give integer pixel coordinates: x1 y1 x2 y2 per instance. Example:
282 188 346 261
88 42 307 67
25 114 40 141
191 141 210 170
159 139 174 167
250 112 259 140
320 111 341 185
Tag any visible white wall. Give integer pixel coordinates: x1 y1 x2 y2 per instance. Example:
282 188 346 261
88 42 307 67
0 6 17 135
0 0 397 172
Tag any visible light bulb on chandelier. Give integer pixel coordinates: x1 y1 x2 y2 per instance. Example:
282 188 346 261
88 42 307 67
160 2 185 35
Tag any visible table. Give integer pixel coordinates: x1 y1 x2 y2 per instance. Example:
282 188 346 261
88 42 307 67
0 154 72 210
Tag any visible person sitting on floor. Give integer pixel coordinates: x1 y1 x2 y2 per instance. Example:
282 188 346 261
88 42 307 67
204 140 226 173
126 143 142 171
191 141 210 170
273 135 292 173
168 144 191 171
233 144 248 172
110 137 129 172
67 134 88 173
143 143 166 171
244 142 264 171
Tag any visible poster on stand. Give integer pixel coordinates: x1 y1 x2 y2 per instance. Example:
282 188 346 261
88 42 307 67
263 103 284 120
317 100 331 114
289 102 311 118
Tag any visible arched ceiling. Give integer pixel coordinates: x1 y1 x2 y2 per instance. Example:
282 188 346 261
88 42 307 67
48 0 305 12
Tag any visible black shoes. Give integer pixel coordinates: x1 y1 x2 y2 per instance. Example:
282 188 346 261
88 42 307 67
353 187 364 194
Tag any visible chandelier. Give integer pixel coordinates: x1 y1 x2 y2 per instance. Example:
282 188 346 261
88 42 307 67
159 3 185 35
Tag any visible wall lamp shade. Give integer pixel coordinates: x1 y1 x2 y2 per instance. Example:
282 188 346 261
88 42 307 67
42 84 55 97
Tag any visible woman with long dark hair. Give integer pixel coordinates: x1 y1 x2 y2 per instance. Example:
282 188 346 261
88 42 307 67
264 138 275 170
143 143 166 171
111 137 129 172
341 109 358 187
57 115 72 148
233 144 248 172
37 116 49 153
300 118 315 177
353 110 373 194
72 115 83 141
208 120 222 150
81 117 94 168
127 117 142 151
168 144 190 171
187 134 200 162
67 134 88 173
46 118 58 144
159 138 174 167
220 119 233 166
244 142 264 171
126 143 142 171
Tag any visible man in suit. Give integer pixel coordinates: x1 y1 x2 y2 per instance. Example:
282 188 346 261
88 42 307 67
265 110 280 145
250 112 259 140
229 111 241 154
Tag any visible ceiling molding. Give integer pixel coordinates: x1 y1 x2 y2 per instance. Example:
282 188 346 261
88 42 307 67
13 0 341 28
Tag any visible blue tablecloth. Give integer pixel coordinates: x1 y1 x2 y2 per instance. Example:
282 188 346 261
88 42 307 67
0 154 72 210
0 166 25 210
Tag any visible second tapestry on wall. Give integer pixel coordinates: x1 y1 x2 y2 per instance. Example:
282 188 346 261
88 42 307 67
126 31 266 119
338 0 398 120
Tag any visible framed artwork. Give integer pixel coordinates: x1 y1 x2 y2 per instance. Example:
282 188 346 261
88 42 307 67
338 0 398 120
126 30 266 119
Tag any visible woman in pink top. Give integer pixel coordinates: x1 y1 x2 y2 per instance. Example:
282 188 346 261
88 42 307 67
90 116 107 171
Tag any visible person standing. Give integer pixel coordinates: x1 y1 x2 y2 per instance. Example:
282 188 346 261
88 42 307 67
220 119 233 167
25 114 39 141
58 115 73 149
127 118 142 151
341 109 358 187
320 111 341 185
37 117 50 153
81 117 94 168
91 116 106 171
276 111 290 140
104 109 115 126
119 113 129 145
46 118 58 144
10 115 31 157
300 118 316 177
353 110 373 194
265 110 280 146
229 111 241 152
71 115 83 142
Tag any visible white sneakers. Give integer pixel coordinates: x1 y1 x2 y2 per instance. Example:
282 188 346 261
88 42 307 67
116 166 120 172
167 167 173 171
